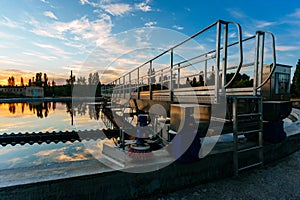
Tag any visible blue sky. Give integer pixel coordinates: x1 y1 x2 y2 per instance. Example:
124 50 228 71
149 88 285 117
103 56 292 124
0 0 299 85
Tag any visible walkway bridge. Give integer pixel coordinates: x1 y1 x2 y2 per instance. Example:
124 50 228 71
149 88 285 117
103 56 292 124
102 20 285 105
101 20 293 175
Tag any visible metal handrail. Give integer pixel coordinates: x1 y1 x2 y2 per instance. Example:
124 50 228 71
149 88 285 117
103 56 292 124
103 20 275 102
255 31 276 90
108 20 229 85
224 22 243 88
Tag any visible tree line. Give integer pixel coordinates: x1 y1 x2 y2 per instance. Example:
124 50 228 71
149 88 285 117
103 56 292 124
1 71 102 97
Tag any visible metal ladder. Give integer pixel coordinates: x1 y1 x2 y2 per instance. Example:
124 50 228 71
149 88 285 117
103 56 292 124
232 96 263 176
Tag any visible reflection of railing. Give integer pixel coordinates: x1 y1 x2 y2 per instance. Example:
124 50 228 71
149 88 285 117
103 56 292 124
102 20 277 104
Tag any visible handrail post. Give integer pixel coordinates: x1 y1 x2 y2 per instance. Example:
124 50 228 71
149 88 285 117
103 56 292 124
149 61 153 100
170 49 174 101
123 76 125 99
222 23 228 95
161 69 163 90
137 68 140 99
204 54 207 85
253 31 261 96
214 21 221 103
129 72 131 98
177 64 180 89
258 32 265 94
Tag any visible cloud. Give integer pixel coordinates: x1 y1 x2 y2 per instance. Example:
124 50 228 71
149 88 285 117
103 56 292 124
0 68 35 85
79 0 99 7
276 45 299 51
255 20 275 28
0 16 22 29
40 0 49 3
229 32 237 38
33 42 71 58
227 9 246 19
0 32 24 40
79 0 153 15
43 11 58 20
185 7 191 12
135 1 152 12
144 21 157 27
30 14 113 46
22 51 58 61
289 8 300 18
0 56 33 67
101 3 132 16
172 25 184 30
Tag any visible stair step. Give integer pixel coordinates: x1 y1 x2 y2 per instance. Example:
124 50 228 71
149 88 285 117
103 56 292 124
238 145 262 153
236 129 262 135
233 96 262 99
237 113 262 117
238 162 263 171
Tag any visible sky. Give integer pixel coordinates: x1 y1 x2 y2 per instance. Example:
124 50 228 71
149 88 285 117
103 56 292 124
0 0 300 85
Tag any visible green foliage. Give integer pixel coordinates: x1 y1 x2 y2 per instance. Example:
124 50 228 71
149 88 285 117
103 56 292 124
226 73 253 88
291 59 300 98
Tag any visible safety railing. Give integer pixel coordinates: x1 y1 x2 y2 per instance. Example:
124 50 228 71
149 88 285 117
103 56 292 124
101 20 277 104
253 31 276 95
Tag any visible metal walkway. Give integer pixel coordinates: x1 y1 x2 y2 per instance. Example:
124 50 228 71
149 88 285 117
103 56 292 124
101 20 276 105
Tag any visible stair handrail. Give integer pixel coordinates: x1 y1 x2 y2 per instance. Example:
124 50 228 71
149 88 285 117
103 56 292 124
224 22 243 88
255 31 276 90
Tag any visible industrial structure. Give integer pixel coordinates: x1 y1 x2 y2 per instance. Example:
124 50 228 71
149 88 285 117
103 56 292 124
101 20 292 175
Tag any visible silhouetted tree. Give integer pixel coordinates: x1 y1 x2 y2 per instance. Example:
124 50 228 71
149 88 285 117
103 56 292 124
7 76 15 86
66 70 75 85
43 73 48 87
77 76 87 85
88 72 100 85
20 77 24 86
35 72 43 86
192 77 197 87
291 59 300 97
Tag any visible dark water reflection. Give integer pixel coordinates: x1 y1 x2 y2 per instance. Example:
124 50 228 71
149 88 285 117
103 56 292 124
0 101 114 172
0 101 114 134
2 101 103 120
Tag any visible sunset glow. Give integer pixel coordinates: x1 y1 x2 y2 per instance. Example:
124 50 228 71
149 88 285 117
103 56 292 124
1 1 300 85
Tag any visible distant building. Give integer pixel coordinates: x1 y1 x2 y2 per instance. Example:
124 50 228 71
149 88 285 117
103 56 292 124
0 86 44 97
0 86 26 96
25 86 44 97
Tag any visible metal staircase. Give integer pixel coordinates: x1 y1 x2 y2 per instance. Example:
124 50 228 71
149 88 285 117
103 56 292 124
232 96 263 175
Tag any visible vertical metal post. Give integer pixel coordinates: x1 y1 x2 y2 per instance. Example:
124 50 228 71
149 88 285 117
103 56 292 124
161 69 163 90
118 78 121 98
123 76 125 99
129 72 131 97
204 54 207 85
258 33 265 94
137 68 140 99
253 32 261 96
177 64 180 89
232 97 238 176
149 61 153 100
170 49 174 101
214 21 221 103
222 23 228 94
120 127 125 150
258 98 264 166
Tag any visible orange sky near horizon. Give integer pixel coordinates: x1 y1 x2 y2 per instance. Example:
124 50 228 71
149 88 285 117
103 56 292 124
0 70 69 86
